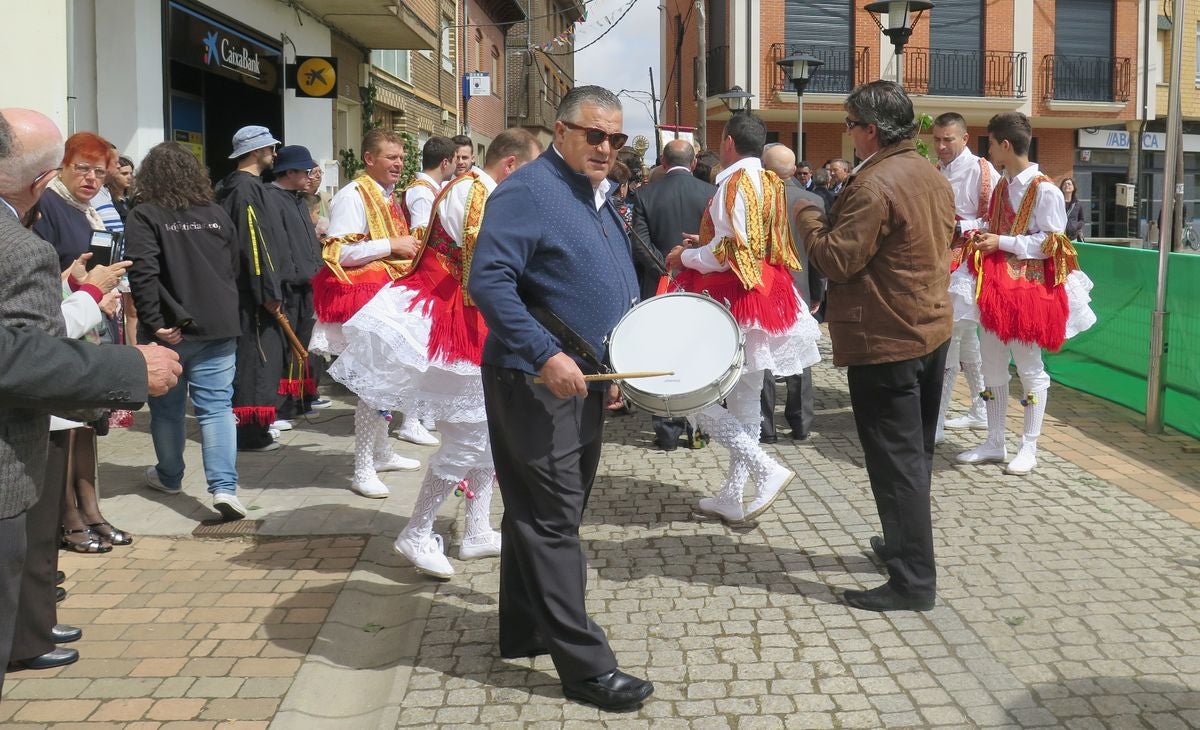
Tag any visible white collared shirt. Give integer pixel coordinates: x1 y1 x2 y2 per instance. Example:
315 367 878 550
404 171 440 231
552 144 611 210
0 197 18 220
326 176 395 267
665 165 692 174
681 155 761 274
435 168 498 244
939 147 1001 231
997 163 1067 260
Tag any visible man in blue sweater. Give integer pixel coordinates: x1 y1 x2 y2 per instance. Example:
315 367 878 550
468 85 653 712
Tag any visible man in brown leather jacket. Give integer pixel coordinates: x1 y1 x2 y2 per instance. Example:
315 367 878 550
794 80 954 613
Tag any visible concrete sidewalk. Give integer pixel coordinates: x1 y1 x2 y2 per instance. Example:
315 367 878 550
2 342 1199 728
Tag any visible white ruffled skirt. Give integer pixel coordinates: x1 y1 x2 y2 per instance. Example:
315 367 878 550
742 295 823 377
948 266 1097 341
327 285 486 423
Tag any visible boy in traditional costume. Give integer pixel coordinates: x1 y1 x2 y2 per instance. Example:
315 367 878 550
310 129 423 497
666 113 821 524
951 112 1095 475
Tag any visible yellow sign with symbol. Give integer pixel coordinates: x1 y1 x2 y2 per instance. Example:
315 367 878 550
292 56 337 99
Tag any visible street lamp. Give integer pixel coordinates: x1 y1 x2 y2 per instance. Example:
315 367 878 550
716 85 754 115
776 52 824 159
864 0 933 85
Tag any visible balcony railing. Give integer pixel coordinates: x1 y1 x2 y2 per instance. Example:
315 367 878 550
903 48 1027 98
769 43 871 95
707 45 729 95
1041 54 1131 102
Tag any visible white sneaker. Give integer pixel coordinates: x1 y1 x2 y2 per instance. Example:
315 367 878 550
394 532 454 579
459 530 502 560
955 442 1008 465
395 419 439 446
270 419 294 432
351 474 391 499
945 413 988 430
694 497 745 524
374 452 421 473
1004 442 1038 475
145 466 181 495
213 492 247 521
420 417 438 433
268 428 281 440
744 465 794 521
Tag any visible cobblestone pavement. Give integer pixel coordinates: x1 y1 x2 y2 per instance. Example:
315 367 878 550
2 338 1199 728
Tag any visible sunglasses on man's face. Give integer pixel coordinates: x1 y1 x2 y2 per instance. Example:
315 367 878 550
562 121 628 149
845 117 867 131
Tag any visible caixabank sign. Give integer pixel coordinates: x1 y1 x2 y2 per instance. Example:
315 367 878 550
169 1 280 93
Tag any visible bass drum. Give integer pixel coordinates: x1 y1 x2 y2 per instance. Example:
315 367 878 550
608 292 744 417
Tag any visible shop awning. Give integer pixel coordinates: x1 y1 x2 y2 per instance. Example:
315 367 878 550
297 1 438 51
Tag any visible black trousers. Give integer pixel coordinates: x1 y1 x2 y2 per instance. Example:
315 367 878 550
846 341 949 599
0 511 28 695
651 415 687 448
11 430 68 662
481 365 617 683
760 369 813 439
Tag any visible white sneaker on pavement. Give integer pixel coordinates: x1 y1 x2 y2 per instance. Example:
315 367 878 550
459 530 502 560
1004 441 1038 475
395 419 439 446
394 532 454 579
270 419 293 432
420 417 438 433
351 474 391 499
145 466 181 495
945 413 988 430
213 492 247 521
956 441 1008 465
374 453 421 473
744 465 794 521
694 497 745 524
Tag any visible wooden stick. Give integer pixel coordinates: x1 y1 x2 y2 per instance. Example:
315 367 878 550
272 309 309 361
534 370 674 384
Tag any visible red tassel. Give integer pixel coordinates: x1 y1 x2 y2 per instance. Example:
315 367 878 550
399 254 488 365
277 379 305 397
233 406 277 427
302 378 318 396
312 267 393 323
973 253 1069 351
675 262 800 335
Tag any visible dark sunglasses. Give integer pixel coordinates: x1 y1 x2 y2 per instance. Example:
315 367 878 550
845 117 869 131
562 121 629 149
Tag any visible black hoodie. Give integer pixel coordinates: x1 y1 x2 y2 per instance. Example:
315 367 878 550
214 170 285 306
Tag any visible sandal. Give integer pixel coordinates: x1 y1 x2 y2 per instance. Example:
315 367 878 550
61 527 112 554
89 522 133 546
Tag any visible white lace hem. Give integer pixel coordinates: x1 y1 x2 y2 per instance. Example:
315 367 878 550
948 267 979 323
309 321 348 358
742 300 823 377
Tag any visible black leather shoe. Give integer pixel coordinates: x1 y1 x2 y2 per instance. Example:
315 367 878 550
791 430 810 441
56 586 66 603
562 669 654 711
869 535 891 561
9 647 79 671
759 434 779 444
653 440 678 452
52 624 82 643
843 583 935 613
56 570 66 585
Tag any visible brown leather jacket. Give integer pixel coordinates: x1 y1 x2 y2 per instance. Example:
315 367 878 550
795 140 954 367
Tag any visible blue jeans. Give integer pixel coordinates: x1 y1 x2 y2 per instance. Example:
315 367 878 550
147 338 238 495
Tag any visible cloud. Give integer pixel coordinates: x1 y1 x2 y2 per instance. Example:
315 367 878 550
574 0 661 164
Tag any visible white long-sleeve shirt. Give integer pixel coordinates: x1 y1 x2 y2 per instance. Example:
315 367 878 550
435 169 497 244
939 147 1000 232
681 156 760 274
404 172 441 232
997 163 1067 261
325 177 394 267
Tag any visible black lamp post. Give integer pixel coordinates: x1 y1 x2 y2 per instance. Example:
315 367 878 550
776 52 824 157
716 85 754 115
864 0 934 85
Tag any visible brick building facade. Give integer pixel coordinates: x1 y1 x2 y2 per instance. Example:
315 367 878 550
506 0 585 147
464 0 525 152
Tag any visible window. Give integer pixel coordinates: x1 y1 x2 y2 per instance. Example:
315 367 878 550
441 16 454 73
1195 22 1200 84
371 49 411 83
475 29 483 71
491 47 500 94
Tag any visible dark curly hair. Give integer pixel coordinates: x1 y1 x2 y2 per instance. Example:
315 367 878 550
133 142 213 209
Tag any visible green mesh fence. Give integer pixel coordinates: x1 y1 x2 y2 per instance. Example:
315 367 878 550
1042 242 1200 440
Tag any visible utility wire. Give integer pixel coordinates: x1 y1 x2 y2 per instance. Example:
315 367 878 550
543 0 639 56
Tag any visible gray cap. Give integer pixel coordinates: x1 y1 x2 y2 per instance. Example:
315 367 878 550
228 125 280 159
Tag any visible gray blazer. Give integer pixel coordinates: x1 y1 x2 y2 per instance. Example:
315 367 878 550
783 179 827 305
630 169 717 300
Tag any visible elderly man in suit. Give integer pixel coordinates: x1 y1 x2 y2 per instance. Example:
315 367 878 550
759 143 826 442
0 108 179 693
630 139 717 450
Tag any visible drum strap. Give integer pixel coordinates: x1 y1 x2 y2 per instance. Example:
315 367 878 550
528 305 608 374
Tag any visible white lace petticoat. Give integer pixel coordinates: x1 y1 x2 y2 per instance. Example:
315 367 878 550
327 285 486 423
948 267 1097 341
742 297 823 377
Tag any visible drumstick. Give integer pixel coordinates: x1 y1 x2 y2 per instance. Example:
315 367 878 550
534 370 674 384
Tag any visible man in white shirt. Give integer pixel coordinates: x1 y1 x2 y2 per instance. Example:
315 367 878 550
931 112 1000 442
450 134 475 177
402 136 455 237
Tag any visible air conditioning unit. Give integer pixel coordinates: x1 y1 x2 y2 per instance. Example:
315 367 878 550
1115 183 1135 208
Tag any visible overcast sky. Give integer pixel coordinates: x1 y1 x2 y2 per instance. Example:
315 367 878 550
574 0 661 166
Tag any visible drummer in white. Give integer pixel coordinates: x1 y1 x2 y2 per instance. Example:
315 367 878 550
666 113 821 523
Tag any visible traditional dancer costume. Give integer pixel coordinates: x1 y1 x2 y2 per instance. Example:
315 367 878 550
676 156 822 522
330 169 500 577
310 174 421 497
949 164 1096 474
400 172 441 238
935 147 1000 442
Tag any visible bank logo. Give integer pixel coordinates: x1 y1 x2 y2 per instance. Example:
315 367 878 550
203 31 219 66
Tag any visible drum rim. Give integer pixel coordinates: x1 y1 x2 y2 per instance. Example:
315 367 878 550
608 291 745 371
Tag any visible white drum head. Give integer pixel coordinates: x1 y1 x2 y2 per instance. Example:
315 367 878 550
609 293 741 398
